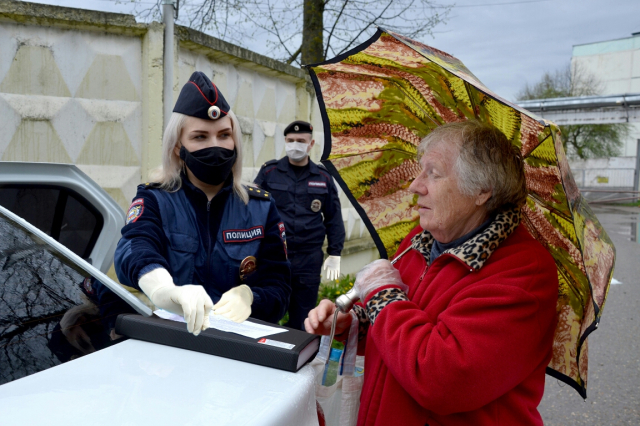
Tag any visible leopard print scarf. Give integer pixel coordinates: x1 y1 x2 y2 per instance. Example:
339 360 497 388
410 207 521 271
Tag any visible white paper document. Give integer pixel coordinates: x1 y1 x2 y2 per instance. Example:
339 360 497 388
153 309 288 339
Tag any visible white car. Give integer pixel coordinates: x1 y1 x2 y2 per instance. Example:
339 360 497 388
0 162 318 426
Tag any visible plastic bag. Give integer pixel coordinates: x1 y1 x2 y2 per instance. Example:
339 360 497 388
313 311 364 426
313 356 364 426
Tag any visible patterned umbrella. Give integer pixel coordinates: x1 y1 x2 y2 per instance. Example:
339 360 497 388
306 28 615 398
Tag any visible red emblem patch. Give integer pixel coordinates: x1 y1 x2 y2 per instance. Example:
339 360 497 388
126 198 144 224
277 221 287 257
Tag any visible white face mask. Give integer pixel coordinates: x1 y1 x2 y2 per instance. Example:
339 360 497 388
285 142 310 161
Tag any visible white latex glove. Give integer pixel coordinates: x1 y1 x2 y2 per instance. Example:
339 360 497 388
354 259 409 301
139 268 213 336
323 255 341 281
213 284 253 323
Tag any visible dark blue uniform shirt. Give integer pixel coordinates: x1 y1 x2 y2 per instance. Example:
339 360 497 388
254 157 345 255
114 174 291 323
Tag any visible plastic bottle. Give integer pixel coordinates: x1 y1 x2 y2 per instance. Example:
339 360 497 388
322 347 343 386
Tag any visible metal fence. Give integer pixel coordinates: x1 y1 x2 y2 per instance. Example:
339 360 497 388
571 168 635 188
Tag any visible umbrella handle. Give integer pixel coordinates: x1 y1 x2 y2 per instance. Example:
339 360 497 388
335 288 360 313
335 246 413 313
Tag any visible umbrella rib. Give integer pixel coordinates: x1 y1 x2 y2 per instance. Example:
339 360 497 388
393 83 440 127
521 214 586 298
527 193 573 222
330 147 417 159
463 81 480 120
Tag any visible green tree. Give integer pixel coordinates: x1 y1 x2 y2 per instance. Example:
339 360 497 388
130 0 450 66
518 64 629 159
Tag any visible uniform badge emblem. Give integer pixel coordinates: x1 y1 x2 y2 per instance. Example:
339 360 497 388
294 125 299 131
126 198 144 224
310 199 322 212
239 256 257 280
277 222 287 258
83 277 94 295
208 105 221 119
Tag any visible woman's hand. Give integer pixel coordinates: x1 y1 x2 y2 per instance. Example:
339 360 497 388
354 259 408 301
304 299 352 336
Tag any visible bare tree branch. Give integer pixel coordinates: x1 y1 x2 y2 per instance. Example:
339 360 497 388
124 0 451 65
286 45 302 64
335 0 393 55
324 0 349 58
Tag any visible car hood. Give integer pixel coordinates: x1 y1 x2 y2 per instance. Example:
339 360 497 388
0 338 319 426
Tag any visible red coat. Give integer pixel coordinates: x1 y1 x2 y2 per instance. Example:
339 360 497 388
357 219 558 426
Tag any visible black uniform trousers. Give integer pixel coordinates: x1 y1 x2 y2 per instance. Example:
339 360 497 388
283 249 324 330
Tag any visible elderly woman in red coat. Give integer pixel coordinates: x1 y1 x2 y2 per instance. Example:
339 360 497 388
305 120 558 426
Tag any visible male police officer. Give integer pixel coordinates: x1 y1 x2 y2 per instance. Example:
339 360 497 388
254 121 345 330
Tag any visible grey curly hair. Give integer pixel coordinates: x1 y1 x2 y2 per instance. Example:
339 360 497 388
417 120 527 214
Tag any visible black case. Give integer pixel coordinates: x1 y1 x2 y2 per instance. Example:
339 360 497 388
115 314 320 372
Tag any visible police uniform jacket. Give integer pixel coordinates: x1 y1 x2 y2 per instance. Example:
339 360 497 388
254 157 345 255
114 174 291 323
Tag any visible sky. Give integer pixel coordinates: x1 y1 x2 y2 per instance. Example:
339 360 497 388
29 0 640 101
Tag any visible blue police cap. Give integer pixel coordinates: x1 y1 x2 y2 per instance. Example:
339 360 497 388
173 71 230 120
284 120 313 136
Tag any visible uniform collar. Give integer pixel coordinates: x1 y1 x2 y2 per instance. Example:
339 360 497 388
277 156 320 175
410 207 521 271
180 172 234 200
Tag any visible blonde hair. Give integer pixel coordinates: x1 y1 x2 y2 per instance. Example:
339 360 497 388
150 110 249 204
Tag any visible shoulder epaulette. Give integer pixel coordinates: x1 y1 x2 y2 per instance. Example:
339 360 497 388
138 182 162 189
246 185 271 200
261 159 279 168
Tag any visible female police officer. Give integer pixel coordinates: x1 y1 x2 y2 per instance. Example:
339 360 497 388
115 72 290 336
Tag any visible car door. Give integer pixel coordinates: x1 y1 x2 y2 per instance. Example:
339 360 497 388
0 162 151 386
0 162 126 273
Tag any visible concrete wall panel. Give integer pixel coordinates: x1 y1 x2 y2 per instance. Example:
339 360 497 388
0 95 22 156
0 14 144 212
77 122 138 166
53 31 96 96
3 120 71 163
233 75 255 118
76 55 139 101
0 25 18 84
52 99 95 161
0 45 71 97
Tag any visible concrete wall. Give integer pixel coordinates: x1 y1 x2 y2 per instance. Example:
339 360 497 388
572 33 640 157
0 1 377 280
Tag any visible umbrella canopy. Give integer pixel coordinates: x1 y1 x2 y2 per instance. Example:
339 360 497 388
307 28 615 398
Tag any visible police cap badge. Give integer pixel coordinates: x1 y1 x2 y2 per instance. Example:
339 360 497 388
284 120 313 136
173 71 230 120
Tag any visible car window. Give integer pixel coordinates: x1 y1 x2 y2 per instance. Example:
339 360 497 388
0 212 134 386
0 185 103 260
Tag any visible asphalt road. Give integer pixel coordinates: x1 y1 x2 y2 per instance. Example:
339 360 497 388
539 205 640 425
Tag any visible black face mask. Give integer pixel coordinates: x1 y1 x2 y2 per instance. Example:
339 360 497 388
180 146 237 186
